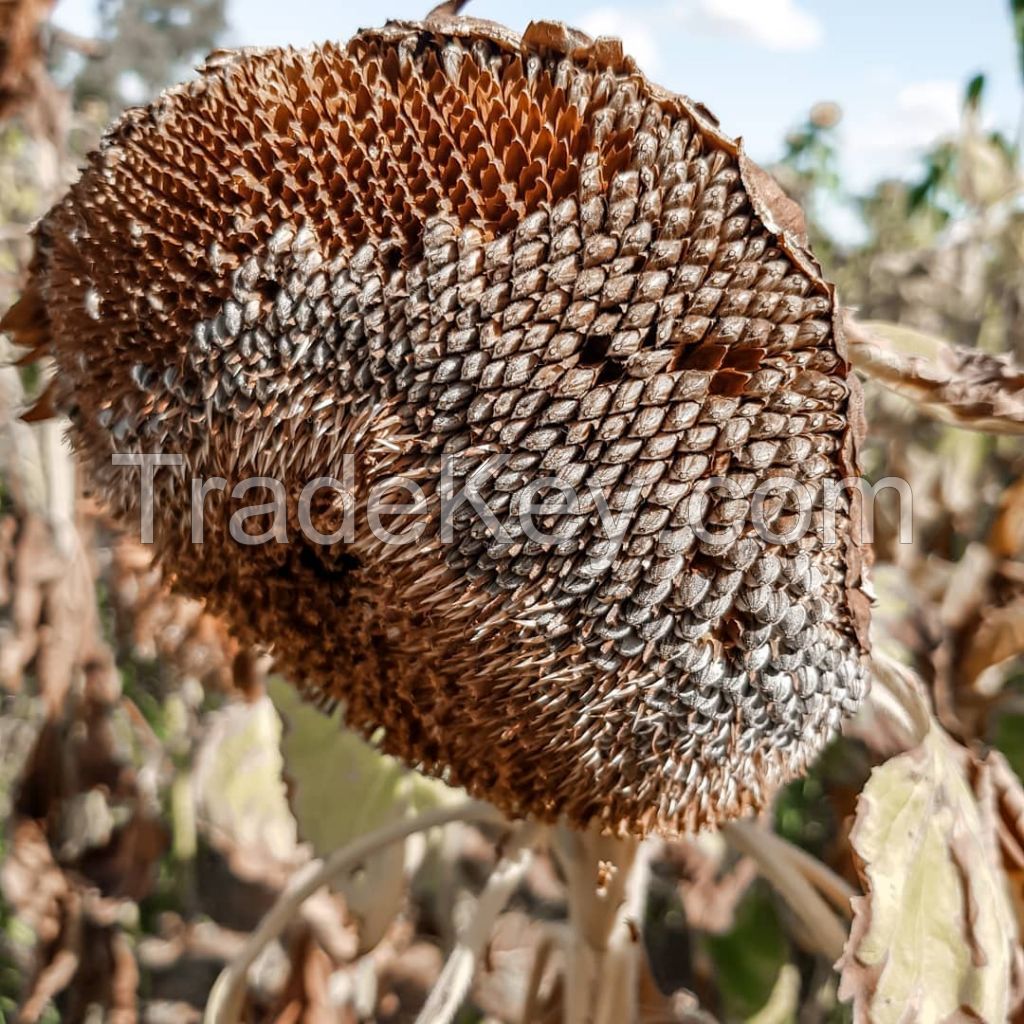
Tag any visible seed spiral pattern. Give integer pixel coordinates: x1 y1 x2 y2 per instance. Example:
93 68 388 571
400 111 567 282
4 16 871 832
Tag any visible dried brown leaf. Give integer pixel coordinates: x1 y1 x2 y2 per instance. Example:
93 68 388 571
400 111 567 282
0 0 57 125
638 956 717 1024
472 912 561 1023
0 818 69 950
847 317 1024 434
991 477 1024 559
961 595 1024 687
269 929 341 1024
739 152 810 248
424 0 472 19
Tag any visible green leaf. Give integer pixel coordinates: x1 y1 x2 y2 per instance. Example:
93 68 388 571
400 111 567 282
907 163 941 214
704 883 791 1020
994 708 1024 780
269 678 456 854
1012 0 1024 84
964 72 986 111
746 964 801 1024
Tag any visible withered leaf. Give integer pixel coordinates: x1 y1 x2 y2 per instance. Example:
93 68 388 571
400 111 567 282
663 833 757 935
0 818 69 950
838 724 1023 1023
472 911 561 1023
991 477 1024 559
847 318 1024 434
0 0 59 126
960 596 1024 689
424 0 472 19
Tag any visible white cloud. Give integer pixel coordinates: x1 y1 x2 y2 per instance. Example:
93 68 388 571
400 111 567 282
889 80 962 144
580 7 662 72
841 79 962 191
683 0 824 51
580 0 822 71
854 79 962 159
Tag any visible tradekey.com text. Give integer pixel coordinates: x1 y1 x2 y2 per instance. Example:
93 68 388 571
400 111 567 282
111 452 913 552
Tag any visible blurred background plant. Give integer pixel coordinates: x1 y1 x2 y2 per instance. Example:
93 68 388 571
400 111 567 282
3 2 1024 1022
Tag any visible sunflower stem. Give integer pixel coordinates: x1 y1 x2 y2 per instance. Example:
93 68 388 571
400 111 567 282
553 825 650 1024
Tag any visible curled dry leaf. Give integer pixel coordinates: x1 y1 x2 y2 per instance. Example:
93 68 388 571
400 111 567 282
960 595 1024 689
738 151 810 249
991 477 1024 560
846 650 932 759
846 317 1024 434
838 722 1024 1023
1 818 151 1023
424 0 472 20
267 928 337 1024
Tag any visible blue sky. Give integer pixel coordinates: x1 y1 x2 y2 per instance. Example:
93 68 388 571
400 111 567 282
55 0 1023 200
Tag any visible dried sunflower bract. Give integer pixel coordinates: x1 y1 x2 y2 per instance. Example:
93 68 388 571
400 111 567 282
3 15 871 833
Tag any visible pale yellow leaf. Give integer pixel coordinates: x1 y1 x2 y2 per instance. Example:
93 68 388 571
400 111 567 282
192 694 299 870
838 725 1022 1023
959 134 1017 209
269 678 459 951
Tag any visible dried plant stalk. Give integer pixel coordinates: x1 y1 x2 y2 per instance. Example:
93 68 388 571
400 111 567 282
204 800 505 1024
414 821 540 1024
554 825 648 1024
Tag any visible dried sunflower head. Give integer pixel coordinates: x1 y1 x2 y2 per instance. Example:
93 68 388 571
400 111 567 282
3 15 870 833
